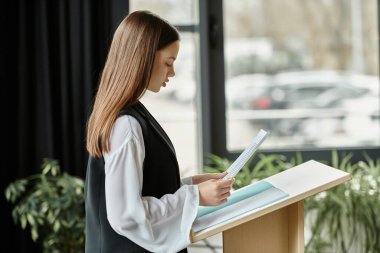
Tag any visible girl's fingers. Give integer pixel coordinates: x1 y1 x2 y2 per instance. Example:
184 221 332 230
220 191 231 198
218 179 235 188
219 198 228 204
211 171 227 179
218 178 234 186
219 172 228 178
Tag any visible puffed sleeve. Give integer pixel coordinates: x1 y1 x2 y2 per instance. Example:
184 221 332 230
104 116 199 253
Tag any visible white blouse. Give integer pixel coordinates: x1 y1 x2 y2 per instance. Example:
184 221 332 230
103 115 199 253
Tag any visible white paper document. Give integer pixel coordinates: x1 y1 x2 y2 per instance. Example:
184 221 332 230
223 129 269 179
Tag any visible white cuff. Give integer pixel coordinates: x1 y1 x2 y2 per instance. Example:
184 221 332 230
181 176 193 185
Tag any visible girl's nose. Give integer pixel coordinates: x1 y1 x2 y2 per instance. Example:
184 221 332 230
168 67 175 77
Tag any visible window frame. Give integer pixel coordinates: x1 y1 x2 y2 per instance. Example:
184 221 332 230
198 0 380 165
126 0 380 165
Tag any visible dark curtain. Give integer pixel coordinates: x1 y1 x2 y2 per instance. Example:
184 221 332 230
2 0 129 252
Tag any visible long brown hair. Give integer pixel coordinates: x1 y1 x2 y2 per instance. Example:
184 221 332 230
86 10 179 157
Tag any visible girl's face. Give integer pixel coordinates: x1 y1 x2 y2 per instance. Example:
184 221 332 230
147 41 180 93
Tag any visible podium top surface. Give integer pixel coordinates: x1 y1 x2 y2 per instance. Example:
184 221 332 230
191 160 351 242
265 159 350 196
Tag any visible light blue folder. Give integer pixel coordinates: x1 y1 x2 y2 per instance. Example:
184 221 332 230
196 181 289 218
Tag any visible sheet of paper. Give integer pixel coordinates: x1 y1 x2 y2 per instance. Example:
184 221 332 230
223 129 269 179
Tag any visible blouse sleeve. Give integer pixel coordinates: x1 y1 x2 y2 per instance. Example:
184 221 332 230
104 116 199 253
181 176 193 186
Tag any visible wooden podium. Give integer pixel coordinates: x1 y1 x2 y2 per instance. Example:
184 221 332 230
190 160 351 253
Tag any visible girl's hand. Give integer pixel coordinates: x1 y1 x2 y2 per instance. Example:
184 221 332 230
198 177 235 206
192 171 228 184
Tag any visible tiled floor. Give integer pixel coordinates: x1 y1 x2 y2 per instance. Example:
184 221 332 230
188 233 223 253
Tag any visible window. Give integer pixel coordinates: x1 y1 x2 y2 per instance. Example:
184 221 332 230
223 0 379 151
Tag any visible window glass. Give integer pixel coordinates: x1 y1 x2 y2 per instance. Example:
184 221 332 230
224 0 379 150
130 0 198 25
130 2 200 177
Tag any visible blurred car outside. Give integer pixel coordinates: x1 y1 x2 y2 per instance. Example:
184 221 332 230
225 70 379 145
236 70 374 110
226 73 271 110
226 70 377 115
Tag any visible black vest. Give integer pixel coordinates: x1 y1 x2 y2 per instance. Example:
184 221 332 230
85 101 188 253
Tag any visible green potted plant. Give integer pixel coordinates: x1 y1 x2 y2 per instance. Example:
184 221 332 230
305 152 380 253
5 158 85 253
